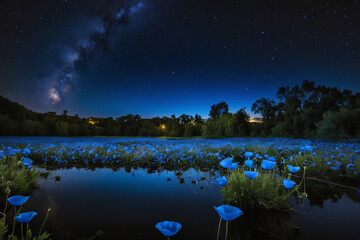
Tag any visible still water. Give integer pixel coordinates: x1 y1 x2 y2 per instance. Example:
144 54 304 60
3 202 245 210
22 167 360 239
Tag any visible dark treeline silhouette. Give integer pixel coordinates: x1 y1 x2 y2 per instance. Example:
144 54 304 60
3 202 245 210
0 80 359 138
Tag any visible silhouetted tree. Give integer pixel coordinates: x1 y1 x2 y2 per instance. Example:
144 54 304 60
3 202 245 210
251 98 276 136
209 102 229 120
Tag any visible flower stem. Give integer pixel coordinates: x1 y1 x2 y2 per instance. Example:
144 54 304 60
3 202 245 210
11 206 17 236
11 205 23 236
225 221 229 240
216 217 222 240
21 223 23 240
38 208 51 238
26 223 29 240
3 193 8 216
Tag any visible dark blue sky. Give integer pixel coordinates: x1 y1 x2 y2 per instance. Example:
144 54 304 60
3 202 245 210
0 0 359 118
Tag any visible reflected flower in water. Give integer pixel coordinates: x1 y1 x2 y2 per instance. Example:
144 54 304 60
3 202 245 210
15 211 37 223
244 171 258 179
155 221 182 238
244 160 253 168
214 205 243 221
8 195 30 206
215 176 228 186
282 179 296 189
287 165 300 173
261 160 276 170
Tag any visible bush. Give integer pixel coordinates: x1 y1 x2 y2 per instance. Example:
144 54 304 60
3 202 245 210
0 156 40 196
221 167 299 211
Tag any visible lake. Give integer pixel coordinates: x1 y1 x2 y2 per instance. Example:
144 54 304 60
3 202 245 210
21 167 360 240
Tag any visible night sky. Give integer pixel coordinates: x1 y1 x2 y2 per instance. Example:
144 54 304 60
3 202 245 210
0 0 359 118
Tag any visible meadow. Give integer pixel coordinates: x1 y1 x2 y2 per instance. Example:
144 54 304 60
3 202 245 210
0 137 359 239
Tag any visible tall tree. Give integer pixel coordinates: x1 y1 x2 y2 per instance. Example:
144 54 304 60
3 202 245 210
209 102 229 120
251 98 276 135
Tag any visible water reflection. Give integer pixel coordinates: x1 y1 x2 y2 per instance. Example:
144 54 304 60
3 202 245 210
19 167 360 239
27 167 222 239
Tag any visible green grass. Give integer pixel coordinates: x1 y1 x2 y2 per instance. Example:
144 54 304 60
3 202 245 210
221 166 300 211
0 156 40 197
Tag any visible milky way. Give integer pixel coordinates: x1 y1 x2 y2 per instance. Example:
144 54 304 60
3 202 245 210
45 0 145 106
1 0 359 117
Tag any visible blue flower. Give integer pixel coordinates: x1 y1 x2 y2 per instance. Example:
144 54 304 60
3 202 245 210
244 152 254 159
244 171 258 179
244 160 253 168
288 165 300 173
8 195 30 206
266 156 276 162
214 205 243 221
220 158 233 168
214 176 228 186
22 157 33 166
282 179 296 189
155 221 182 237
330 166 340 171
261 160 276 170
346 163 354 169
229 162 238 170
15 212 37 223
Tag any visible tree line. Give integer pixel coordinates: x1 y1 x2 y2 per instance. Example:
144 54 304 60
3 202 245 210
0 80 359 138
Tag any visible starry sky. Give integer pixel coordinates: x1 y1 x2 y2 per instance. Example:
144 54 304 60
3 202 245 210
0 0 359 118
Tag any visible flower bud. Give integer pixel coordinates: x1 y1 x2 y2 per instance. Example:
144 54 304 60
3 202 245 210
5 186 10 196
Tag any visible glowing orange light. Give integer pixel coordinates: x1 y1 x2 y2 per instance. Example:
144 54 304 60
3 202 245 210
160 124 166 130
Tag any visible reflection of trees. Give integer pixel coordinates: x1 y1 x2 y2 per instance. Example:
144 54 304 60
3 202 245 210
229 209 302 240
303 179 360 208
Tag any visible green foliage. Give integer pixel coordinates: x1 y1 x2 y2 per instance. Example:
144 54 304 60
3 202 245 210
0 219 8 239
0 156 40 195
222 167 298 211
0 156 50 240
203 114 238 138
316 108 360 138
139 120 160 136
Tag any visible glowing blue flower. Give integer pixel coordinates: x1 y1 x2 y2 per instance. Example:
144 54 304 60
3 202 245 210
22 157 33 166
220 158 233 168
214 205 243 221
288 165 300 173
155 221 182 237
346 163 354 169
244 171 258 179
266 156 276 162
244 160 253 168
261 160 276 170
214 176 228 186
229 162 238 170
244 152 254 159
15 212 37 223
330 166 340 171
8 195 30 206
282 179 296 189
